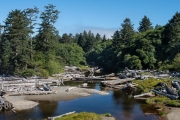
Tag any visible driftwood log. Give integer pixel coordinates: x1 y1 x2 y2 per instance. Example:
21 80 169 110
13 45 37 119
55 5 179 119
151 90 178 100
134 92 155 99
66 87 77 92
9 91 57 96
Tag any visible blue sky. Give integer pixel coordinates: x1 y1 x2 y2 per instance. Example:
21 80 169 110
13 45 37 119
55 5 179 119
0 0 180 38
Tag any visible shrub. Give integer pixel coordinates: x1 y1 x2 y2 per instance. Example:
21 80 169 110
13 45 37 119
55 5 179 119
22 69 35 77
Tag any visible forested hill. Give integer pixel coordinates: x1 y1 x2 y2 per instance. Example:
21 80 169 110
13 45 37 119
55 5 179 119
0 4 180 76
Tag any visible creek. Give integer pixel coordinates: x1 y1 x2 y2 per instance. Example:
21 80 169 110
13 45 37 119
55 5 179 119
0 81 159 120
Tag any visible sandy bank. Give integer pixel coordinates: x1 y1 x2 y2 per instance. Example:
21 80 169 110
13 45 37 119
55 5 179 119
4 86 109 110
165 107 180 120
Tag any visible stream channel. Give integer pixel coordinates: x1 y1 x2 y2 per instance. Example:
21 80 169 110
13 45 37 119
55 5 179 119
0 81 160 120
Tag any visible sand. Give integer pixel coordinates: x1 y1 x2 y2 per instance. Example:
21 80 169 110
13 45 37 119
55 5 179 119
165 107 180 120
3 86 109 110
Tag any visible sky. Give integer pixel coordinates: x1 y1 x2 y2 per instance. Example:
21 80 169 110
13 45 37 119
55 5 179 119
0 0 180 38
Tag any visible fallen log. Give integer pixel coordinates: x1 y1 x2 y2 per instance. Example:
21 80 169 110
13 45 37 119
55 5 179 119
9 91 57 96
48 111 76 120
134 92 154 99
101 78 134 86
172 81 180 90
151 90 178 100
164 83 177 96
66 87 77 92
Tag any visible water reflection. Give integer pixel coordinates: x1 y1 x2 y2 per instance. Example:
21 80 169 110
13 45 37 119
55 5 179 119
0 82 159 120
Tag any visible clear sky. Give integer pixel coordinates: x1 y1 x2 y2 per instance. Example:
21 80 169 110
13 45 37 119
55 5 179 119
0 0 180 38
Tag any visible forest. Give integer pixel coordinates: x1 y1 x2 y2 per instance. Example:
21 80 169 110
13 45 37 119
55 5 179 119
0 4 180 77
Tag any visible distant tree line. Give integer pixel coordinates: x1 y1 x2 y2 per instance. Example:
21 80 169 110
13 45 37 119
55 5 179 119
0 4 180 76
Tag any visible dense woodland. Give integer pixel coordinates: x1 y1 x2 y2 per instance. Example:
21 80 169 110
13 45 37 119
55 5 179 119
0 4 180 77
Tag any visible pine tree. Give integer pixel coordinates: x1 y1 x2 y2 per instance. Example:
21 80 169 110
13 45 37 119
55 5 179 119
23 6 39 60
162 12 180 60
35 4 59 54
2 9 30 74
120 18 135 46
138 15 153 32
102 34 106 42
95 33 101 41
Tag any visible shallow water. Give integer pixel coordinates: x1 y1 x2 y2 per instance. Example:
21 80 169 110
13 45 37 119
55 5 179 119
0 82 159 120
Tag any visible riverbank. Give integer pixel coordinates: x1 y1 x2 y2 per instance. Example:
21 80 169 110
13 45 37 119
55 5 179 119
4 86 109 110
165 107 180 120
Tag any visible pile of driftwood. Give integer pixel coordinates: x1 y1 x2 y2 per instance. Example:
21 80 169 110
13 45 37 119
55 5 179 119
0 77 60 112
134 80 180 100
0 96 12 111
119 68 172 80
100 78 137 89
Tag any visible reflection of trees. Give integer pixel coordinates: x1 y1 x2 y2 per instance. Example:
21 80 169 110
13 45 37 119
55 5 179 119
37 101 58 118
112 89 136 119
139 103 157 115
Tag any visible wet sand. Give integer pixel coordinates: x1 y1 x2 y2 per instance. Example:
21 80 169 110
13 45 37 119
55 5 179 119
4 86 109 110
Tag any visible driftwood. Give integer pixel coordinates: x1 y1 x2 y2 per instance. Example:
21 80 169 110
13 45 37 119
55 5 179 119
101 78 134 86
74 77 105 81
151 90 178 100
164 83 177 96
9 91 57 96
0 96 13 111
66 87 77 92
172 81 180 90
48 111 76 120
134 92 154 99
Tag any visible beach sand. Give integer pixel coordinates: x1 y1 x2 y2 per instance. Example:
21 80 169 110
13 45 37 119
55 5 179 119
165 107 180 120
3 86 109 110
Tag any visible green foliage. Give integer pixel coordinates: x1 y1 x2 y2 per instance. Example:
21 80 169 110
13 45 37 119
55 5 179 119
1 9 30 74
138 15 153 32
162 12 180 60
146 96 180 107
45 60 60 75
133 78 169 93
124 54 142 69
159 53 180 71
57 43 86 66
22 69 36 77
35 4 59 53
55 112 111 120
172 53 180 71
39 69 49 78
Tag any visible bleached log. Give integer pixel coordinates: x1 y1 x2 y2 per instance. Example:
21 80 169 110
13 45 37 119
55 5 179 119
101 78 134 86
134 92 154 98
48 111 76 120
9 91 57 96
66 87 77 92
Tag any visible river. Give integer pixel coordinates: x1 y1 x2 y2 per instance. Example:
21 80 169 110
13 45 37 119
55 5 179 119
0 81 159 120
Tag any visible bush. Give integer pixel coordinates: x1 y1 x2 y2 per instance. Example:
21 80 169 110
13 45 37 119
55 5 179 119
40 69 49 78
22 69 35 77
55 112 107 120
46 60 60 75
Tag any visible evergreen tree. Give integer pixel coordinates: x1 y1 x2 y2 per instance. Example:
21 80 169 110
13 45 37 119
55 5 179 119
120 18 135 46
85 31 95 52
102 34 106 42
95 33 101 41
2 9 30 74
112 30 121 50
138 15 153 32
162 12 180 60
35 4 59 54
60 33 73 43
77 33 86 50
23 6 39 60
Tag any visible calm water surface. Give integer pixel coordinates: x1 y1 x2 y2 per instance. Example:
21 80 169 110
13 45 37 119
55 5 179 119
0 81 159 120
